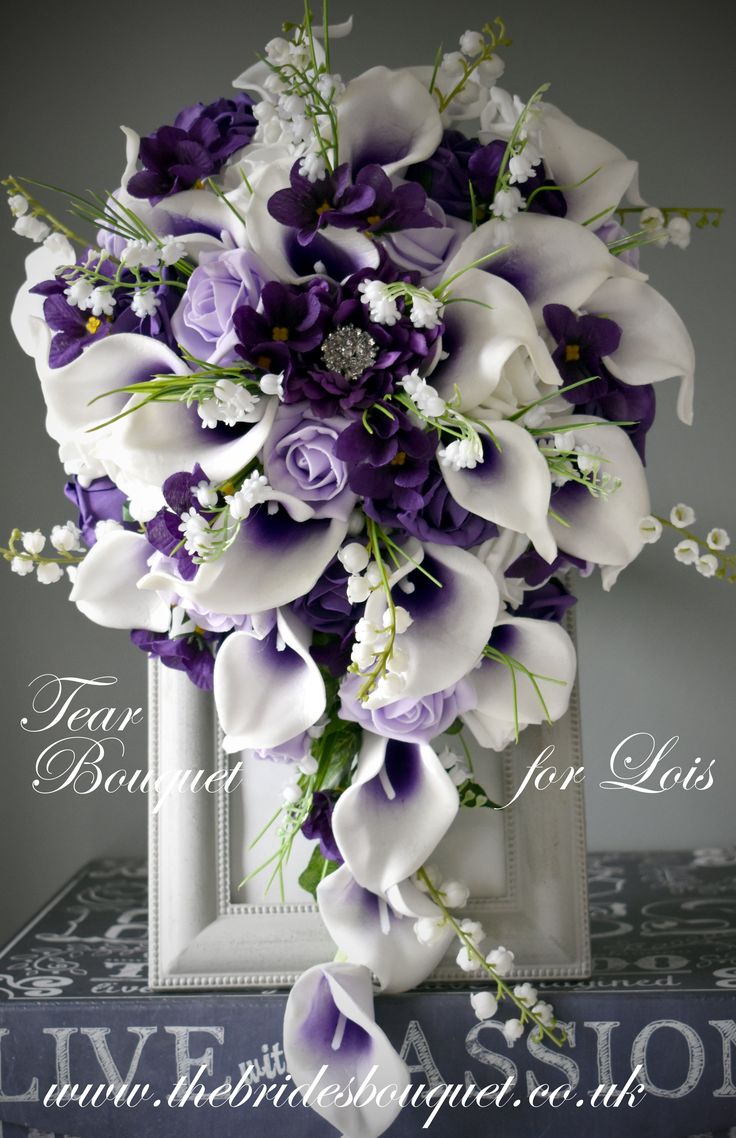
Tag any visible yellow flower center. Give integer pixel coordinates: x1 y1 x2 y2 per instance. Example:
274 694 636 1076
272 326 290 342
316 201 331 215
366 214 382 227
565 343 581 362
85 316 102 335
391 451 407 466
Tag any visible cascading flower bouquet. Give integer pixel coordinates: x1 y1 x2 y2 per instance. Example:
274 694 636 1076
4 6 720 1135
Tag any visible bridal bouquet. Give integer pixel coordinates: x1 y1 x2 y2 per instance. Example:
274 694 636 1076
5 6 712 1134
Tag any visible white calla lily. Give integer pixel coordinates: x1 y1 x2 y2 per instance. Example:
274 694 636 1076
441 418 557 562
432 269 559 409
463 615 577 751
547 417 650 583
541 104 642 225
70 531 169 632
107 394 278 489
337 67 443 176
11 248 72 360
140 508 347 616
586 277 696 424
443 212 641 321
363 542 500 706
318 867 453 993
332 732 459 895
213 609 325 752
283 962 408 1138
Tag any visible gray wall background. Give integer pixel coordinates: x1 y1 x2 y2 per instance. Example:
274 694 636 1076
1 0 734 947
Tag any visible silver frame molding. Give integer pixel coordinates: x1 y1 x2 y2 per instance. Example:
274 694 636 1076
149 614 590 990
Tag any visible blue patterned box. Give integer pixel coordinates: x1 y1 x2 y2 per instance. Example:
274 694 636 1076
1 851 735 1137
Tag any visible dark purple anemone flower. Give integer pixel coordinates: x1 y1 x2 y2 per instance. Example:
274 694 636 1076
130 627 222 689
544 303 655 461
64 476 129 546
408 130 566 223
31 255 182 368
127 94 256 202
268 161 440 246
233 278 333 375
234 258 443 420
368 461 498 548
301 790 343 864
336 405 437 516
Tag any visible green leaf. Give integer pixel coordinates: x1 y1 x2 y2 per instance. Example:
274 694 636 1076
458 779 501 810
298 845 338 899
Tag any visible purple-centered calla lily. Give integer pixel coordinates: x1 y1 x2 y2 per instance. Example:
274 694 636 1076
337 67 443 177
283 962 408 1138
442 212 641 322
539 104 642 226
140 506 348 616
361 542 500 707
213 609 326 752
331 732 459 895
317 867 453 993
546 416 650 588
584 277 696 425
463 615 577 751
441 418 557 563
70 530 170 633
430 268 560 411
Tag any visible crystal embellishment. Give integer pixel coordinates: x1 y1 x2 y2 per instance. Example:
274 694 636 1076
321 325 378 381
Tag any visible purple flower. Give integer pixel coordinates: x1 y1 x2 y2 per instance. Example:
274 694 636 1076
145 464 213 582
301 791 343 864
369 461 498 548
234 262 442 420
339 675 476 744
336 405 436 514
544 303 655 460
268 161 439 245
263 403 355 521
64 477 128 546
233 278 332 375
171 249 264 364
507 546 589 588
253 732 311 764
291 557 361 674
127 94 256 202
514 579 577 623
31 254 181 368
408 131 566 222
130 628 222 689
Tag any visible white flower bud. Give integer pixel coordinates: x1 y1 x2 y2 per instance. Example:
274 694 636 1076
459 29 485 56
502 1017 524 1043
36 562 64 584
707 527 730 551
470 991 498 1020
486 945 515 976
338 542 371 574
673 539 699 565
414 916 446 946
696 554 718 578
638 515 662 544
670 503 695 528
456 946 478 972
282 784 302 805
441 880 470 909
513 982 538 1007
8 193 28 217
21 530 45 554
10 556 34 576
346 574 371 604
532 1000 555 1027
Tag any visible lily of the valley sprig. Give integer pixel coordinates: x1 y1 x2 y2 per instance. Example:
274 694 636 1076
4 4 717 1135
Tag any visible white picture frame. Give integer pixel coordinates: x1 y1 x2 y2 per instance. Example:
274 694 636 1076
148 613 590 990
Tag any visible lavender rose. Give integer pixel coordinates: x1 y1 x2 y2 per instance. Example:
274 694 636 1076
263 402 357 520
171 249 265 364
338 676 476 744
253 731 311 764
